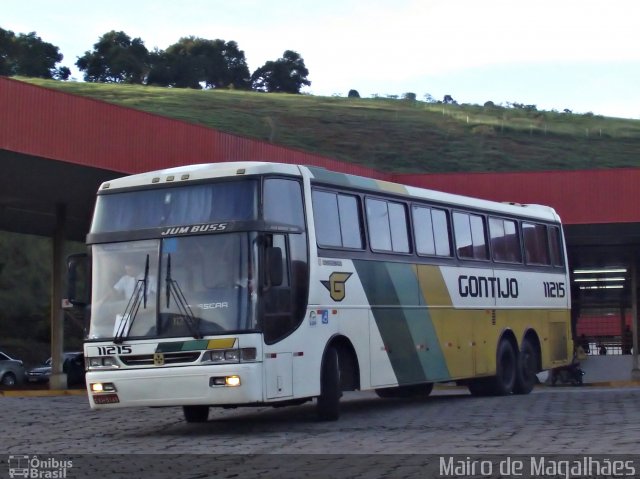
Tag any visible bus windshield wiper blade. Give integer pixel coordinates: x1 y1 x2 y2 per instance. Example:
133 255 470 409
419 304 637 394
114 254 149 344
143 254 149 308
165 253 202 339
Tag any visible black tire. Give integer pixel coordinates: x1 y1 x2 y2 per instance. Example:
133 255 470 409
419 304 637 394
469 340 517 396
514 338 538 395
183 405 209 423
316 346 341 421
467 377 493 396
375 387 397 398
493 339 517 395
406 382 434 398
1 373 17 387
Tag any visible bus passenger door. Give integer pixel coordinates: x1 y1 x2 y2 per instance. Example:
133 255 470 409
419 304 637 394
264 352 293 399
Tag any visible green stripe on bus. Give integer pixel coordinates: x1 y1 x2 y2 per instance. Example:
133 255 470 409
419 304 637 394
354 261 450 383
308 167 381 190
156 339 208 353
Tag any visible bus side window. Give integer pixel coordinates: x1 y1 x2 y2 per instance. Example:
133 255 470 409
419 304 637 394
366 198 410 253
523 222 551 265
549 226 564 266
489 217 522 263
263 178 304 228
413 205 451 257
312 190 363 249
453 212 488 260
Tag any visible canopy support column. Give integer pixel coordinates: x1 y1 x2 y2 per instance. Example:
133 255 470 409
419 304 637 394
49 203 67 389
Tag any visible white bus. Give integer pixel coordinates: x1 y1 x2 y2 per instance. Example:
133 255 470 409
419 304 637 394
70 162 572 422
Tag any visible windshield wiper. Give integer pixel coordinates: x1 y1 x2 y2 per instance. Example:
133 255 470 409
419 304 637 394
165 253 202 339
114 255 149 344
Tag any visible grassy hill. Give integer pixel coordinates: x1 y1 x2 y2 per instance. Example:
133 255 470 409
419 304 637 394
18 78 640 173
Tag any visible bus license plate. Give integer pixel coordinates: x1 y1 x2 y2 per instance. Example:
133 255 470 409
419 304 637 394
93 393 120 404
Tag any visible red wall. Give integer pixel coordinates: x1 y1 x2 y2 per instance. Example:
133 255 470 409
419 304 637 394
392 169 640 225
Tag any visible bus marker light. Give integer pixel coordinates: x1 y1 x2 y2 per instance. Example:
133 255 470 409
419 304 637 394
226 376 241 387
91 382 117 393
210 376 241 387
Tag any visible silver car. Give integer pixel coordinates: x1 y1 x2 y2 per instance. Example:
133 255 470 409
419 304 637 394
0 350 25 386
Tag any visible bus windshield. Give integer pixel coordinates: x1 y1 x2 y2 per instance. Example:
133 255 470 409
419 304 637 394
89 233 258 340
91 180 258 233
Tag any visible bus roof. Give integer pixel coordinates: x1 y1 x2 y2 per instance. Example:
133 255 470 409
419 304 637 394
98 162 303 191
98 161 561 223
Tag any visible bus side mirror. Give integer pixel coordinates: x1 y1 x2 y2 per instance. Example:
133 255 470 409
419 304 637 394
265 246 283 288
67 253 89 306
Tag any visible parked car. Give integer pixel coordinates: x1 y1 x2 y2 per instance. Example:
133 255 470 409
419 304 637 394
26 352 85 386
0 350 25 386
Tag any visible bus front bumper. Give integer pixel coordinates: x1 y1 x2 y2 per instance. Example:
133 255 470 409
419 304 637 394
86 363 263 408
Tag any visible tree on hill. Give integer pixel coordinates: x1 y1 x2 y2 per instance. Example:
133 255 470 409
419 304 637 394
443 94 456 104
147 37 251 89
0 27 70 79
251 50 311 93
76 30 149 84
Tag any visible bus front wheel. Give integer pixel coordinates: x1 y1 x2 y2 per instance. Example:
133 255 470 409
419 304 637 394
316 346 342 421
183 405 209 423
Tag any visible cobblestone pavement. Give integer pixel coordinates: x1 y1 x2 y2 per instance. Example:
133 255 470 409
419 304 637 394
1 386 639 478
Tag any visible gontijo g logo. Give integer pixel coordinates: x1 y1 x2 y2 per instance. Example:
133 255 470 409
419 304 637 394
321 272 352 302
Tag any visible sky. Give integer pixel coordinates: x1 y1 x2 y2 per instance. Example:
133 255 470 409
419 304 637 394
3 0 640 118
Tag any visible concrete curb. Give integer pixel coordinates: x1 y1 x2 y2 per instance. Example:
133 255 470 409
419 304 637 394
582 380 640 388
0 389 86 397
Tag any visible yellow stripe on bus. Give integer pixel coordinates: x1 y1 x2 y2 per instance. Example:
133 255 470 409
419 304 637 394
207 338 236 349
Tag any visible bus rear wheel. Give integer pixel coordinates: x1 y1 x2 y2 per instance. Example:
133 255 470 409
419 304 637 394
514 338 538 395
183 405 209 423
316 346 342 421
468 339 517 396
493 339 517 395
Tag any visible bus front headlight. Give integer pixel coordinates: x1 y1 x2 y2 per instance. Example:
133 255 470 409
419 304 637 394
202 348 257 364
87 356 119 369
